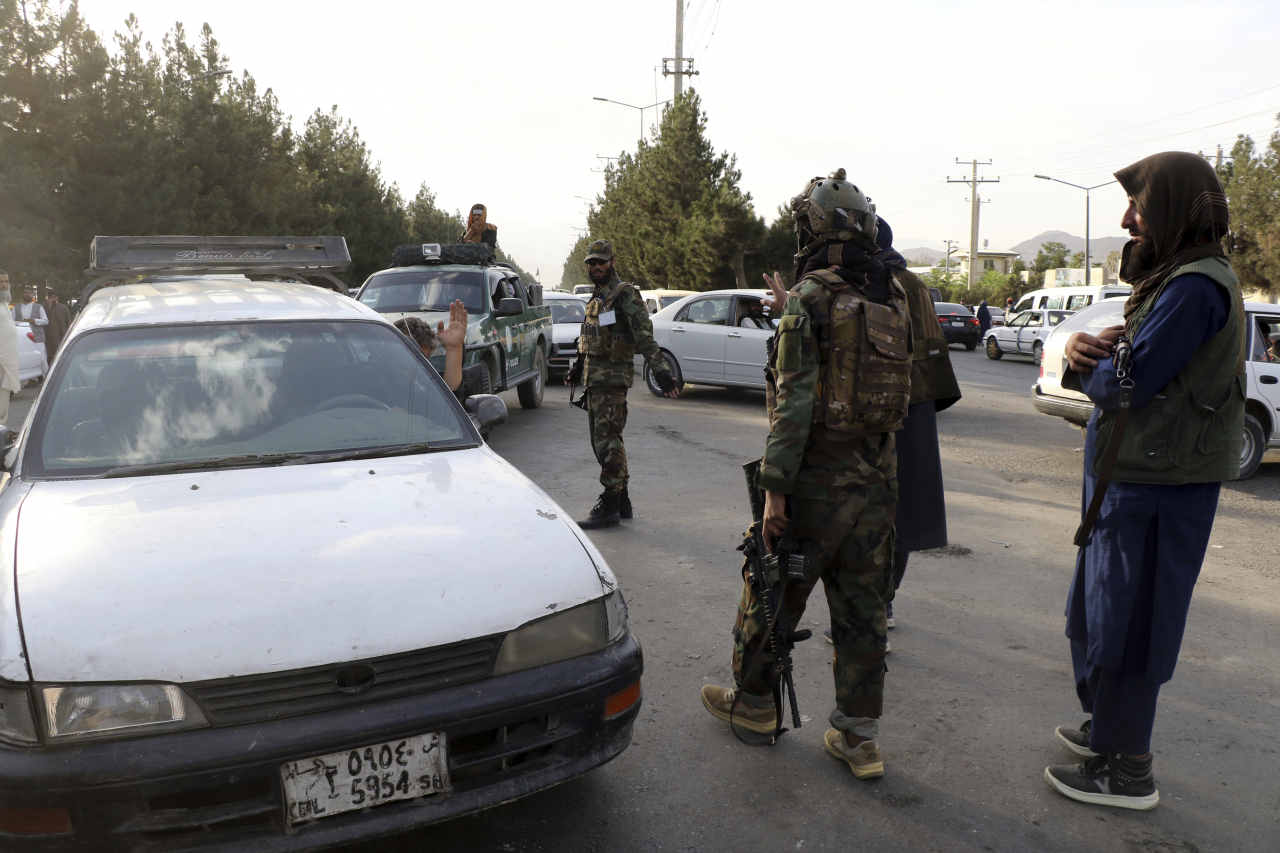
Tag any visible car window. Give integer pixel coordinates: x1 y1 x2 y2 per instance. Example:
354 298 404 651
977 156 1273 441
508 277 529 307
1025 312 1045 327
1007 312 1030 327
676 297 731 325
1067 295 1089 310
935 303 972 315
548 301 586 324
1252 317 1280 362
1013 298 1031 313
359 270 484 313
1047 310 1073 326
734 297 776 329
1054 299 1126 336
27 321 473 479
660 296 686 308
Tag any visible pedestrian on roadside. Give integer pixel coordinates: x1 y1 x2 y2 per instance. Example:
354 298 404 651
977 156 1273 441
14 285 49 366
976 299 992 337
566 239 679 529
1006 296 1015 315
43 290 72 358
0 273 21 424
701 170 907 780
1046 152 1244 811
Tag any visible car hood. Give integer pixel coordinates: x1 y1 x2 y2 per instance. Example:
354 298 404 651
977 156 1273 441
14 448 611 683
552 323 579 345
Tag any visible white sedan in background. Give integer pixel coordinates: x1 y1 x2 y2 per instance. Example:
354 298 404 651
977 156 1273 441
635 289 776 396
983 308 1075 366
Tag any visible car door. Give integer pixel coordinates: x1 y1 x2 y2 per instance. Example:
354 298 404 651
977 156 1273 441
1248 313 1280 431
669 296 730 381
509 277 535 375
1017 311 1045 353
998 312 1029 351
724 295 774 386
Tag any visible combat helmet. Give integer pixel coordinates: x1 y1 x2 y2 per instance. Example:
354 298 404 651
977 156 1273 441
790 169 877 260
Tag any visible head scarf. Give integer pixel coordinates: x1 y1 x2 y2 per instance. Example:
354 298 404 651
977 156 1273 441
874 216 908 271
1114 152 1229 321
462 204 497 244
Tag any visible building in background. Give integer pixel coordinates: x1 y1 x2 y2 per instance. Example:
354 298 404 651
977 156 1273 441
955 249 1020 280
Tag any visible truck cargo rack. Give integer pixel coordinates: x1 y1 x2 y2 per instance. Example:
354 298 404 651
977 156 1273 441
80 236 353 302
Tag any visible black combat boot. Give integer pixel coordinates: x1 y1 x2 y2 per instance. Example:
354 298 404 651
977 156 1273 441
577 491 621 529
618 487 632 519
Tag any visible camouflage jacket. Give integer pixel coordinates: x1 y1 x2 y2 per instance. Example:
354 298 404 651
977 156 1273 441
758 277 896 500
582 276 669 387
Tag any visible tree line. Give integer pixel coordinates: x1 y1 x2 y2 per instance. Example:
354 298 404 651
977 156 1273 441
0 1 535 298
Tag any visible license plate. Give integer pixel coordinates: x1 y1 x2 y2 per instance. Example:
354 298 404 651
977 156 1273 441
280 733 449 824
950 321 965 327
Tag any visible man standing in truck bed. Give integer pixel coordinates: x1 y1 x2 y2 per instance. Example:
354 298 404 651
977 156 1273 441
567 239 680 529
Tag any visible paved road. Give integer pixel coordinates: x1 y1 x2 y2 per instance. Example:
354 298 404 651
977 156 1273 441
349 344 1280 853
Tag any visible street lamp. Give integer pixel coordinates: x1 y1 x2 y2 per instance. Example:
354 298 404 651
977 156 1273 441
1034 175 1118 285
592 97 671 141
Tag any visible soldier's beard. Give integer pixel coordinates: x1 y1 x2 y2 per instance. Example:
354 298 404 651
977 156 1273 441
1119 237 1156 282
589 265 612 284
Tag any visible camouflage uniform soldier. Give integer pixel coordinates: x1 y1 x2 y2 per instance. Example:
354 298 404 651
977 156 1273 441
701 170 909 780
566 240 680 529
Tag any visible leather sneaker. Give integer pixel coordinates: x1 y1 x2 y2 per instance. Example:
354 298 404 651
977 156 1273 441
1045 753 1159 810
700 684 775 734
823 729 884 779
1055 719 1097 758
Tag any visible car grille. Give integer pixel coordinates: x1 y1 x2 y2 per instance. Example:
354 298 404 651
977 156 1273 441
187 636 501 726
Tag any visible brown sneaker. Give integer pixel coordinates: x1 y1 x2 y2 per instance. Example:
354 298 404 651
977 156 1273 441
823 729 884 779
700 684 776 734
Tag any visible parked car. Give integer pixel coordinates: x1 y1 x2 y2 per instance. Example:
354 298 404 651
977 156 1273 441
988 306 1007 327
356 245 553 411
636 289 777 395
0 237 642 851
543 291 587 377
14 317 48 386
934 302 981 350
1009 283 1132 315
1032 295 1280 478
572 284 594 295
640 289 696 314
984 308 1075 366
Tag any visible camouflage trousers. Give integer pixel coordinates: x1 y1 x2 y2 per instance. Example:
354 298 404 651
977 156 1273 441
732 484 897 734
586 386 629 492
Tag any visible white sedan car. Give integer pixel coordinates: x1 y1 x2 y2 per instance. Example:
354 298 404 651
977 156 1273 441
1032 296 1280 478
636 288 776 395
983 308 1074 366
543 291 586 377
0 277 640 849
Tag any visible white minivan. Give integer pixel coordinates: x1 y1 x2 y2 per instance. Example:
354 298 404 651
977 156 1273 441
1011 284 1132 315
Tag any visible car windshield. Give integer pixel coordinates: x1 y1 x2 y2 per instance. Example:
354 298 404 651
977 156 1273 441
936 303 973 315
359 269 485 313
549 301 585 324
659 296 686 308
1053 299 1125 337
27 321 474 479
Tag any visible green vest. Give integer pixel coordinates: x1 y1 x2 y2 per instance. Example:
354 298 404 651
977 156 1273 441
1095 257 1245 484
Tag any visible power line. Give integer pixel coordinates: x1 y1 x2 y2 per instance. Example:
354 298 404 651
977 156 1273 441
948 160 999 287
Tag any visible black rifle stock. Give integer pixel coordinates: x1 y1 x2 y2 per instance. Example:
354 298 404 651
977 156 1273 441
735 460 812 744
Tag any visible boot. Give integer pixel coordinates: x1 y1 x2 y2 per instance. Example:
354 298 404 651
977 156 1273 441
577 491 621 529
618 487 633 519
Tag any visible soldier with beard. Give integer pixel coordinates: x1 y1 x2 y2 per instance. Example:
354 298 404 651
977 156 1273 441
1047 152 1244 810
566 240 679 529
700 171 909 779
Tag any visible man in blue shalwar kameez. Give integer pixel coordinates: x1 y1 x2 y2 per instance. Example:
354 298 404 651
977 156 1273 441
1045 152 1245 811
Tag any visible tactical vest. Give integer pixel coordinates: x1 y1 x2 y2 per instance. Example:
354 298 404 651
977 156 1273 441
1095 257 1245 484
578 282 637 363
807 270 913 434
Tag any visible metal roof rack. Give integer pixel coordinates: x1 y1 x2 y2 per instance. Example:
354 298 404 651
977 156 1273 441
81 236 353 302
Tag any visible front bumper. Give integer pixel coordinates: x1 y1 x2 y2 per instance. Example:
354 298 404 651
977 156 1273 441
547 343 578 374
0 633 642 852
1031 383 1094 427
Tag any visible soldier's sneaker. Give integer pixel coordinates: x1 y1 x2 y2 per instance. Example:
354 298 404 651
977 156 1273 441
577 492 621 529
823 729 884 779
1055 719 1097 758
618 488 632 519
699 684 776 734
1044 753 1159 810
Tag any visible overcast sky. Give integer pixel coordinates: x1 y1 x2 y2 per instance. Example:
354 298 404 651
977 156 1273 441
78 0 1280 286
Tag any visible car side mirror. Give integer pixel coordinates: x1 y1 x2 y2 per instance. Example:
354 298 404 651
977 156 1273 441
493 297 524 318
464 394 508 435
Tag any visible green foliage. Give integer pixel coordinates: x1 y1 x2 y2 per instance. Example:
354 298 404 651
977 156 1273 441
743 206 795 289
0 2 459 297
559 233 594 291
1068 251 1085 269
1220 126 1280 297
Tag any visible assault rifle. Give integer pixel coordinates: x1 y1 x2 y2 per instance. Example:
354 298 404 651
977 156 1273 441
734 459 812 744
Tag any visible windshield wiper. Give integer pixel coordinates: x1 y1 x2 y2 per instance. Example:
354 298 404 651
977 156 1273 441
281 442 443 466
99 453 307 479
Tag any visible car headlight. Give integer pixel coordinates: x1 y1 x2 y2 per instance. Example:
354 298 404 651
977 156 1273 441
0 682 39 745
493 593 628 677
40 684 208 741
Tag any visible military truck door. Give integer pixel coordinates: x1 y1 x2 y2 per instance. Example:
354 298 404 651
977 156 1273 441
509 276 535 375
486 270 516 387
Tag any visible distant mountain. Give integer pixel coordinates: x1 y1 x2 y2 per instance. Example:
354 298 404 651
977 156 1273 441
1011 230 1129 262
899 247 943 264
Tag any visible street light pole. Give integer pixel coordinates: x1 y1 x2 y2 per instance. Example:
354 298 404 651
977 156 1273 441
1034 175 1117 286
592 97 671 142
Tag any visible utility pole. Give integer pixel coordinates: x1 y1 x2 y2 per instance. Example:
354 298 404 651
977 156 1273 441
942 239 959 281
948 160 999 287
663 0 699 102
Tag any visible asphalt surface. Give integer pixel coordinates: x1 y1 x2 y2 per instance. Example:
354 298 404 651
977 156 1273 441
16 346 1275 852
